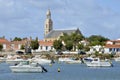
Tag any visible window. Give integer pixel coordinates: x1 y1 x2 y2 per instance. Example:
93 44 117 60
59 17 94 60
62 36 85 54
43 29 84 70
109 48 112 52
46 46 48 50
40 46 42 50
116 48 119 52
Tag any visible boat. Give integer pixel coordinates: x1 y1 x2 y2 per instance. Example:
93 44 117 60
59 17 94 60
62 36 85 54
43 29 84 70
6 55 29 65
83 57 93 63
6 57 29 65
31 58 52 65
58 57 81 64
65 60 81 64
114 57 120 62
30 55 53 65
86 57 112 67
0 57 6 63
9 61 47 73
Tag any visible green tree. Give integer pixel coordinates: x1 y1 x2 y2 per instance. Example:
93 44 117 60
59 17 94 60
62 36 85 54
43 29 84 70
59 32 84 51
77 44 84 50
30 38 39 51
70 33 84 51
65 41 73 51
60 33 71 43
13 37 22 41
20 45 25 50
0 44 3 51
84 46 90 51
53 40 63 51
87 35 109 46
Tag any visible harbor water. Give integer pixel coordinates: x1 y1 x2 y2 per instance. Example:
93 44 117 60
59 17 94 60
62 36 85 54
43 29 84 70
0 61 120 80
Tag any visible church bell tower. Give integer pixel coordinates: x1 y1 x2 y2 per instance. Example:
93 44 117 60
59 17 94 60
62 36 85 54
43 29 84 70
44 9 53 37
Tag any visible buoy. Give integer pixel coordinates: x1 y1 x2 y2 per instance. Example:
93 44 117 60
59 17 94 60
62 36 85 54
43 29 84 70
58 68 60 72
49 63 52 67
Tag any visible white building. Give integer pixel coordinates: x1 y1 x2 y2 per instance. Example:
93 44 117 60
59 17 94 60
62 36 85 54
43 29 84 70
104 39 120 54
36 40 54 52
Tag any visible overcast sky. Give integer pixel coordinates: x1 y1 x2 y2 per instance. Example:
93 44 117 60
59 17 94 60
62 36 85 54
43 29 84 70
0 0 120 40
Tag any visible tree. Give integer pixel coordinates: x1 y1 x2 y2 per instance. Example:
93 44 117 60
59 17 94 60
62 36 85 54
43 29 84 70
70 33 84 51
77 44 84 50
30 38 39 51
0 44 3 51
53 40 63 51
13 37 22 41
65 41 73 51
20 45 25 50
59 32 84 51
84 46 90 51
87 35 109 46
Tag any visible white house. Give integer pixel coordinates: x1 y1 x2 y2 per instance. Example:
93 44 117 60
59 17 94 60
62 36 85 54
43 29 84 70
36 40 54 52
104 39 120 54
89 45 104 54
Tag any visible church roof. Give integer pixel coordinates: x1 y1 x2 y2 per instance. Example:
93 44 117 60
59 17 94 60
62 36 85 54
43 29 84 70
45 28 81 38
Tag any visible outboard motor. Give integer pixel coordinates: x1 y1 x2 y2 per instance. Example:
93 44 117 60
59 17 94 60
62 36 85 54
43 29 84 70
38 64 48 72
42 66 48 72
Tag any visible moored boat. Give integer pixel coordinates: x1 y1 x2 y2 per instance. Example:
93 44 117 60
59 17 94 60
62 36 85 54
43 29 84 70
6 55 29 65
9 61 47 73
86 57 112 67
58 57 81 64
114 57 120 62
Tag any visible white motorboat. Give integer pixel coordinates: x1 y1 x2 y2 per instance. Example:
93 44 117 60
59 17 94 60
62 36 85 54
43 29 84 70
114 57 120 62
83 57 93 63
86 58 112 67
6 58 29 65
58 57 81 64
6 55 29 65
65 60 81 64
32 58 52 65
0 57 6 62
30 55 53 65
10 61 47 73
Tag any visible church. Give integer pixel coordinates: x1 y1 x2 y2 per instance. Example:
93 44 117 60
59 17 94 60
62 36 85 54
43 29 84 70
44 9 82 41
38 9 82 52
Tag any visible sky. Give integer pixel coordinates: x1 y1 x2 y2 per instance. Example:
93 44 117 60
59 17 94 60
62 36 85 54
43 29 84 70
0 0 120 40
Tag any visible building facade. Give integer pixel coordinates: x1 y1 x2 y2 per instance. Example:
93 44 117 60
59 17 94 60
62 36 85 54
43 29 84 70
104 39 120 54
0 37 10 51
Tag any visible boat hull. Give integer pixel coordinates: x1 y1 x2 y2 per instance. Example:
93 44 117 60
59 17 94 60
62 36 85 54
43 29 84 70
6 60 28 65
10 66 43 73
86 62 112 67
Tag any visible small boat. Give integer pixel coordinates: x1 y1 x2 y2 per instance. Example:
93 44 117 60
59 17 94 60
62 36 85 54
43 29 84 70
58 57 81 64
86 58 112 67
114 57 120 62
6 57 29 65
65 60 81 64
6 55 29 65
30 55 54 65
83 57 93 63
31 58 52 65
0 57 6 63
9 61 47 73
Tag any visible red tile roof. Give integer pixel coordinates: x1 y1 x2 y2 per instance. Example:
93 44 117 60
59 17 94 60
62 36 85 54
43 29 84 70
107 40 120 43
39 40 53 46
105 44 120 48
11 40 26 44
0 38 10 44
